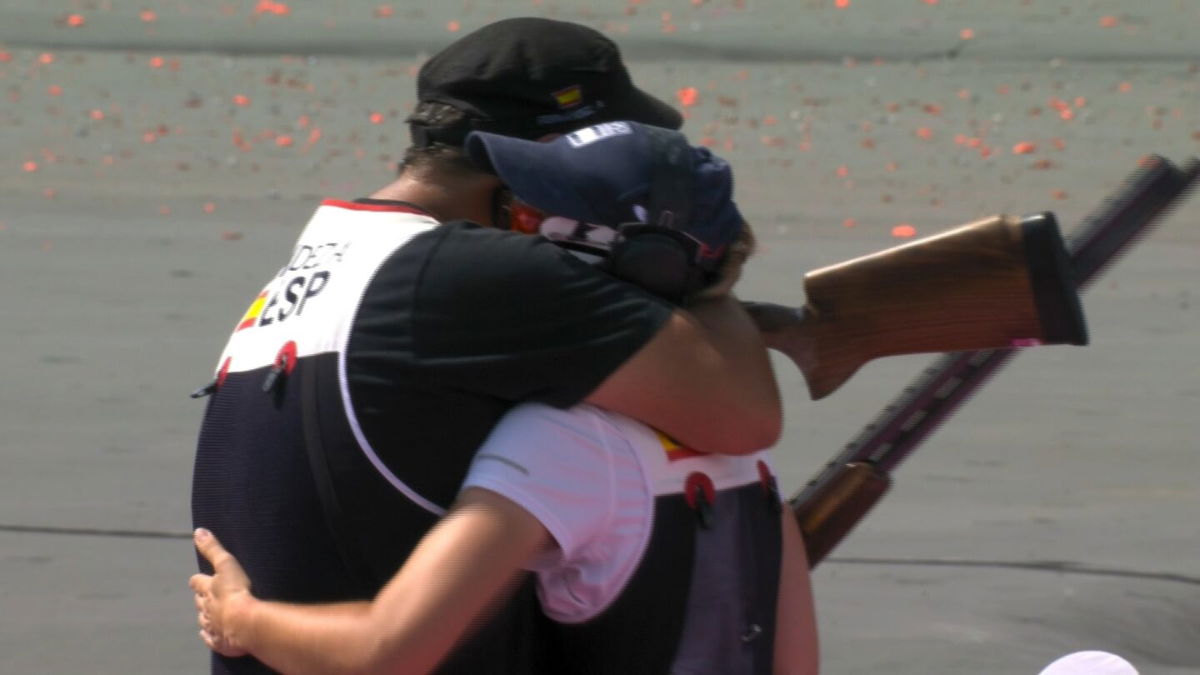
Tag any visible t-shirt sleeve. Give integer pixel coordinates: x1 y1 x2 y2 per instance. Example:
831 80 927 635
461 403 617 568
411 222 673 408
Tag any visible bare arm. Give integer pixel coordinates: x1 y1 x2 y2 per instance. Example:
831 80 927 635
586 293 782 455
774 508 820 675
191 487 551 675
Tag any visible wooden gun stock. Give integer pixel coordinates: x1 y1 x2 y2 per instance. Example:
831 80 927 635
747 212 1087 400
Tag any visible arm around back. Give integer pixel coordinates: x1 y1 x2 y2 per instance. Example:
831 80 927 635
192 488 551 675
586 293 783 455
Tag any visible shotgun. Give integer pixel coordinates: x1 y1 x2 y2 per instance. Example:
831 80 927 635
787 155 1200 568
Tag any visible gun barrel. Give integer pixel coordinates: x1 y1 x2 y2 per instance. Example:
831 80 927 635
791 461 891 568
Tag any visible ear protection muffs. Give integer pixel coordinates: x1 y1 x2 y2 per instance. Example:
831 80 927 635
603 129 707 304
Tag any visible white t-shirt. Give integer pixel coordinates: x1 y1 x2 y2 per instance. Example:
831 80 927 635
461 402 774 624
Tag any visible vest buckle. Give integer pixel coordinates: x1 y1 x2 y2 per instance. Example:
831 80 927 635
190 357 231 399
263 341 298 394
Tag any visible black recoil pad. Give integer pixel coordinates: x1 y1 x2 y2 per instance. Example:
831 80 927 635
1020 212 1089 346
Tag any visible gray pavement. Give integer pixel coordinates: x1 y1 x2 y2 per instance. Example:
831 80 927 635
1 1 1198 673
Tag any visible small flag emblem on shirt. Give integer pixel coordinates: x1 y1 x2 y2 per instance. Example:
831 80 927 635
655 429 705 462
236 292 268 331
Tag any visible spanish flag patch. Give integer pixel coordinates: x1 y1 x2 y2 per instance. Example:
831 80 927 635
236 291 268 331
552 84 583 109
655 429 705 462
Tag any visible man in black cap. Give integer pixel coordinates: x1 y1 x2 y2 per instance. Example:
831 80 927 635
191 18 782 674
407 17 683 146
190 122 819 675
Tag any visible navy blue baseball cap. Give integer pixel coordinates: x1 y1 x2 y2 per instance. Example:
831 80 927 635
464 121 744 270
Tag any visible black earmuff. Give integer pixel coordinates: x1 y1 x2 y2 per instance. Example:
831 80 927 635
606 225 703 302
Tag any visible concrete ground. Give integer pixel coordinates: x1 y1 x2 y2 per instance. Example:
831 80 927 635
1 1 1198 673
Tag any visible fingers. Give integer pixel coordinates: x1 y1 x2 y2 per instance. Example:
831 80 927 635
197 609 230 655
189 573 212 595
199 628 226 653
193 528 233 568
190 528 254 659
191 575 212 622
200 627 250 658
196 599 219 651
193 529 250 590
